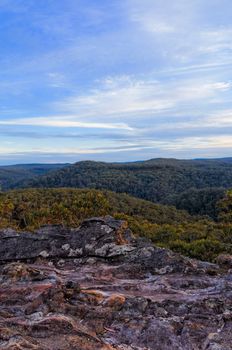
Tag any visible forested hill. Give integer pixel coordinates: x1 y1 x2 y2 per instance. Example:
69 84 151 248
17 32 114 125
0 163 68 190
9 158 232 217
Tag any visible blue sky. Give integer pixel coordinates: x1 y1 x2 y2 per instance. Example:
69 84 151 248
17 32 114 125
0 0 232 164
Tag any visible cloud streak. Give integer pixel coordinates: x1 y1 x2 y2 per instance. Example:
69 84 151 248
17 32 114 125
0 117 133 131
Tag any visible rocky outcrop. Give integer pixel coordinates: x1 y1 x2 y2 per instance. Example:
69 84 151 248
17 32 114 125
0 217 231 350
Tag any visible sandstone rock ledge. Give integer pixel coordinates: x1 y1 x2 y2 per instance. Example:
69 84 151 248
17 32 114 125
0 217 231 350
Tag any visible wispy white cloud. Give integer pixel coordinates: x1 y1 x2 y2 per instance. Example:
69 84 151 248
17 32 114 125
200 28 232 54
54 75 232 123
131 13 175 34
162 136 232 151
1 136 232 161
0 116 133 131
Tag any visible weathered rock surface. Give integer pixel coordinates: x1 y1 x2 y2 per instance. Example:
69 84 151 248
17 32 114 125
0 216 231 350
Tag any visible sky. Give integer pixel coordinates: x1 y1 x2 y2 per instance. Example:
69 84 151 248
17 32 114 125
0 0 232 164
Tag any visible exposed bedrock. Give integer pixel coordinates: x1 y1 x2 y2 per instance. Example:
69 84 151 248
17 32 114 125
0 217 231 349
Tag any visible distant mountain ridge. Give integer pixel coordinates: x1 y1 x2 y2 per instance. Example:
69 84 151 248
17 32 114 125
3 157 232 217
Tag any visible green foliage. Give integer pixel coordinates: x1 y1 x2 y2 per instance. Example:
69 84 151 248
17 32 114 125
0 164 67 190
217 190 232 222
0 188 191 230
164 187 225 218
168 239 224 261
